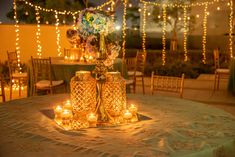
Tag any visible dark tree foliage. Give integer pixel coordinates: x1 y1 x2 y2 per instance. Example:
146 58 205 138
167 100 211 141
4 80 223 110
6 0 95 24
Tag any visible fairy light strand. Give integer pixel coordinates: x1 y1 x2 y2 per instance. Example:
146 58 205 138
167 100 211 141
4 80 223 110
72 14 76 30
162 4 167 66
139 0 221 8
110 0 115 22
142 3 147 54
202 3 208 64
183 6 188 62
35 6 42 58
55 11 62 56
121 0 127 76
13 0 22 72
229 0 233 58
18 0 113 15
122 0 127 60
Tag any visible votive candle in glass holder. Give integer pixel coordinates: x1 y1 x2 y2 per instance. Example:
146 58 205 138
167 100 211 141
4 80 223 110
61 109 73 130
123 110 132 123
128 104 138 122
54 105 63 125
63 100 72 110
87 113 97 127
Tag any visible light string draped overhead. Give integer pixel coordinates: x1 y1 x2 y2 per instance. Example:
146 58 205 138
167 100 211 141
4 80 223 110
35 6 42 58
13 0 114 57
13 0 22 72
183 6 188 62
138 0 234 65
202 3 208 64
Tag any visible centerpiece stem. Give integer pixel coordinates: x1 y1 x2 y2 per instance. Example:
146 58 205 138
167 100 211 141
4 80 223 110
98 33 106 59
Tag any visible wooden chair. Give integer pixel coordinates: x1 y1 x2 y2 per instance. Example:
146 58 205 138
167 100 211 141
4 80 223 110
213 49 229 90
151 72 185 98
7 51 27 100
31 57 65 96
0 74 6 102
126 50 147 94
125 57 136 93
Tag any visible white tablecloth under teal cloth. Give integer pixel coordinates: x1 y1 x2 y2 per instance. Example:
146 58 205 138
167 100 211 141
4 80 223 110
0 94 235 157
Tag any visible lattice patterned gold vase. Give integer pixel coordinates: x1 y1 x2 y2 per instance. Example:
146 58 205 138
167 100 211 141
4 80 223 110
102 72 127 124
70 71 97 129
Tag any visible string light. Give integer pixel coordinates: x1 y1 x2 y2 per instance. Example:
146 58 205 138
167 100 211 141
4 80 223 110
139 0 221 8
183 6 188 62
13 0 22 72
121 0 127 76
18 0 113 15
110 0 115 22
162 4 167 66
142 3 147 54
202 3 208 64
72 14 76 30
55 11 62 56
35 6 42 58
229 0 233 58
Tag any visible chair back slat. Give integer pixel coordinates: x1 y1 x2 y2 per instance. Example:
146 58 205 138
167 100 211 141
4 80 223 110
135 50 147 73
125 57 136 71
7 51 20 76
213 48 220 69
151 72 185 98
31 57 52 85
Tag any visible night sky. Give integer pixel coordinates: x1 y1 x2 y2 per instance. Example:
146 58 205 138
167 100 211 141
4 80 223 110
0 0 13 23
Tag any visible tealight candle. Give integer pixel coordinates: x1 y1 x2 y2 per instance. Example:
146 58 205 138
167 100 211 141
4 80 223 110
61 109 73 130
87 113 97 127
123 110 132 121
129 104 138 114
54 105 63 125
63 100 72 110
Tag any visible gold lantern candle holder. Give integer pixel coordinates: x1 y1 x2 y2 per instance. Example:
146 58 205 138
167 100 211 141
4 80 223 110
102 72 127 125
70 71 97 129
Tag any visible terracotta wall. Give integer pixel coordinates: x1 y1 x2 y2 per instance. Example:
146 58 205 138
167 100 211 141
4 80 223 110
0 24 72 63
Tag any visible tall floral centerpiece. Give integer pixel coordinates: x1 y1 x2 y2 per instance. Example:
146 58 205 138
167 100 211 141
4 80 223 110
75 8 124 123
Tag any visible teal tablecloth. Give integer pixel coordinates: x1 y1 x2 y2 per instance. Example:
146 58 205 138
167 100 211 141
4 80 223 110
228 58 235 96
27 58 127 96
0 94 235 157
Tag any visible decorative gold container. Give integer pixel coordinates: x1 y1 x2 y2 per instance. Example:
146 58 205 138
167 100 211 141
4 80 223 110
70 71 96 128
102 72 126 123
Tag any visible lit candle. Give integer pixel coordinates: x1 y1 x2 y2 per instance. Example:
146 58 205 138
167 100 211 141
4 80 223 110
54 105 63 125
87 113 97 127
123 110 132 120
129 104 138 114
63 100 72 110
61 109 73 130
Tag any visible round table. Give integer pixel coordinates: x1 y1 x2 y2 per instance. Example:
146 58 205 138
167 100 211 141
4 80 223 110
0 94 235 157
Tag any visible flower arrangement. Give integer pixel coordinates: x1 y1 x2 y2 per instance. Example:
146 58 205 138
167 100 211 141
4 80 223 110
66 8 120 67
